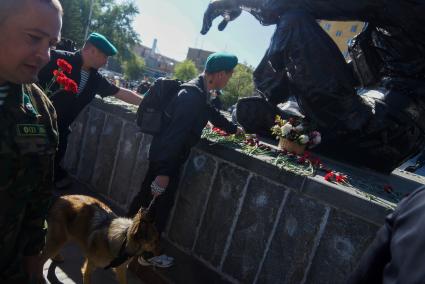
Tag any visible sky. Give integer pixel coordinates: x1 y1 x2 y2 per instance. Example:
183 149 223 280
132 0 276 67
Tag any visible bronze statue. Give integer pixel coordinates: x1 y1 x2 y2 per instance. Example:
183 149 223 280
201 0 425 173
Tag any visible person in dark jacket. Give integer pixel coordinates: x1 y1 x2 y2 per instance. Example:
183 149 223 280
348 187 425 283
37 32 142 188
200 0 425 173
137 80 151 95
127 52 243 268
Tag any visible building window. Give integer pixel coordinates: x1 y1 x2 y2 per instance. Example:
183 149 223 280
347 38 353 45
350 25 358 33
336 30 342 37
324 23 331 31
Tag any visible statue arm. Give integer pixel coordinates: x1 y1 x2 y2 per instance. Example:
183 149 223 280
201 0 278 35
201 0 376 34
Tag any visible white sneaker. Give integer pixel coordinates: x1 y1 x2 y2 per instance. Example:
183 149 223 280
137 255 151 266
138 254 174 268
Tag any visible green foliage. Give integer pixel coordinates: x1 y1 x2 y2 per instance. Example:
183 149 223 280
123 54 146 81
89 0 141 62
60 0 140 63
59 0 85 45
173 60 198 81
222 64 254 109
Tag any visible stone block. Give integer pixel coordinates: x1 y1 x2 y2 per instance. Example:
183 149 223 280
222 176 287 283
257 192 328 284
197 141 306 190
91 115 123 195
305 209 378 284
168 151 218 249
92 97 137 122
126 134 152 208
302 175 392 226
63 108 89 175
194 162 249 267
76 108 105 183
109 122 143 206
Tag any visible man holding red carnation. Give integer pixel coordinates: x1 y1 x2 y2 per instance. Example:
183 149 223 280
38 32 142 188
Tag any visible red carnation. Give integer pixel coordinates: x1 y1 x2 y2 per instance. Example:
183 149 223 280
310 157 322 167
335 174 348 183
65 78 78 94
56 74 66 86
384 185 393 193
53 69 64 78
57 59 72 74
324 172 335 181
55 73 78 94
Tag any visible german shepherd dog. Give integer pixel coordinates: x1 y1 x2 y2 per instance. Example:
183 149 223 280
41 195 160 284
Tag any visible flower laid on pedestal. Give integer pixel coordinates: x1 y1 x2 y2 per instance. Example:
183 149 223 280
44 59 78 96
271 115 321 155
203 126 320 176
201 126 401 207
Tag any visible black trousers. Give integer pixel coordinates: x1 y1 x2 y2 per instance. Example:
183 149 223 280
127 161 182 234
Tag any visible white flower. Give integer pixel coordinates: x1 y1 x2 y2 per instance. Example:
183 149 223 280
299 135 310 144
311 131 321 145
281 124 293 136
295 124 304 132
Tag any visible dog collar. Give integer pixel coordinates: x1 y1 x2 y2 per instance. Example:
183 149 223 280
104 230 133 270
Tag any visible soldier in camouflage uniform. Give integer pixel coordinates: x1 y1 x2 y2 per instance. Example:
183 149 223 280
0 0 62 283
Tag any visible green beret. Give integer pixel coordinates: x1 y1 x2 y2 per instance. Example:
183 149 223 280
87 32 117 56
205 52 238 73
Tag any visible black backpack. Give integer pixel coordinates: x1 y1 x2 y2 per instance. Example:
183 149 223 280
136 77 203 135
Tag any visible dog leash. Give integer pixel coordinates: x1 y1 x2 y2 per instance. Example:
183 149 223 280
146 194 158 213
104 195 159 270
104 195 160 270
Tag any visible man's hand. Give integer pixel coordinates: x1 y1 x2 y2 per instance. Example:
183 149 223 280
114 88 142 105
235 126 245 136
201 0 242 35
24 255 45 284
151 175 169 197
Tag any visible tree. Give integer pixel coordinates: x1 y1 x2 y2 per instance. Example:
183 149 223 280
88 0 141 62
59 0 140 63
222 64 255 110
59 0 85 45
123 54 146 81
173 60 198 81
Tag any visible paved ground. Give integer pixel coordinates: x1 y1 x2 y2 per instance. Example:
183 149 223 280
42 243 143 284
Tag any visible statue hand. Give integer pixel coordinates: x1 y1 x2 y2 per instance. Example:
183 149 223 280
201 0 242 35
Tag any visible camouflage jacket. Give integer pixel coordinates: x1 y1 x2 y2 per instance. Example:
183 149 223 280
0 83 58 276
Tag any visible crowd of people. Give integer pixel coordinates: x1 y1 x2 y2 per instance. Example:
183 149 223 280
1 0 425 283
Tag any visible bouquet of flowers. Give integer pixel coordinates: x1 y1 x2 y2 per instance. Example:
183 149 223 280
44 59 78 96
271 115 321 155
